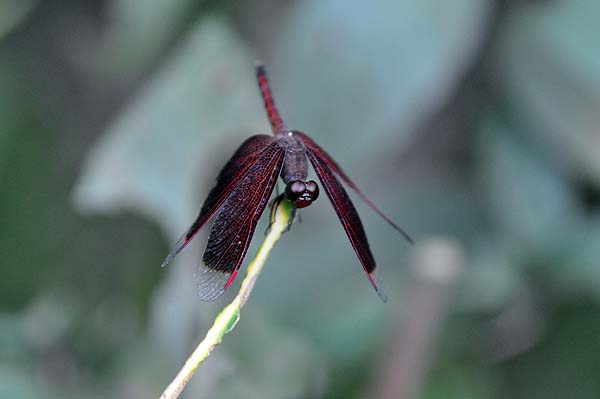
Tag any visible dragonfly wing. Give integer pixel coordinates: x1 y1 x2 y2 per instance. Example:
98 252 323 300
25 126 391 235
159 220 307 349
196 142 286 301
305 147 388 302
161 134 275 267
296 131 413 244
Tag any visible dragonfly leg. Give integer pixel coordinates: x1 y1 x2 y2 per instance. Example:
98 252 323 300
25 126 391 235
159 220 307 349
265 194 285 236
286 208 297 232
266 194 296 235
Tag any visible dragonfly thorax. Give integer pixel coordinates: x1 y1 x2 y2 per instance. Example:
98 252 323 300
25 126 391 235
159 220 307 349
284 179 320 209
280 132 309 183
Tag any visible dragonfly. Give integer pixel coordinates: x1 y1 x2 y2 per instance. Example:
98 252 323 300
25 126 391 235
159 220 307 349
161 64 412 302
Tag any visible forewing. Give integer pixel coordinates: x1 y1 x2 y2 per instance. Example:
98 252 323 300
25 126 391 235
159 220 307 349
296 131 412 243
161 135 274 267
306 148 388 302
195 142 286 301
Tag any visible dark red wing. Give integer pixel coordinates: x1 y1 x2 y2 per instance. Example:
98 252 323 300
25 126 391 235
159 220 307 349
296 131 413 244
196 142 286 301
161 135 274 268
305 148 388 302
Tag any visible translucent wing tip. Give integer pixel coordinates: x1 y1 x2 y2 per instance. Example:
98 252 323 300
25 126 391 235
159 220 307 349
367 269 388 303
160 254 175 268
194 263 230 302
161 233 189 268
375 285 388 303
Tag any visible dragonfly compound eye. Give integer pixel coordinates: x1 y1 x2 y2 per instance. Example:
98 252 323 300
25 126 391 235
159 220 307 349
285 180 306 201
305 180 319 201
285 180 316 208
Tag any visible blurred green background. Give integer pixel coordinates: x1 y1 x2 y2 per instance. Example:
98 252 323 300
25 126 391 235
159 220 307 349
1 0 600 398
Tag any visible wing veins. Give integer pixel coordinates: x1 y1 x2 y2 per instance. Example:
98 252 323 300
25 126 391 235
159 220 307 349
306 149 387 302
195 144 286 300
296 132 413 244
161 135 274 267
208 152 284 270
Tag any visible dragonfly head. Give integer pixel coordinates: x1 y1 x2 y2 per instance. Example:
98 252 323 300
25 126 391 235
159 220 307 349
284 179 320 208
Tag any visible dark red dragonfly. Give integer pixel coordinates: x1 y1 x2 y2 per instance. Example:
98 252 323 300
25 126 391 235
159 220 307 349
161 64 412 302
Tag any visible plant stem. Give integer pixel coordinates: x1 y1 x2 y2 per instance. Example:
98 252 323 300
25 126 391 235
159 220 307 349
376 238 464 399
159 197 293 399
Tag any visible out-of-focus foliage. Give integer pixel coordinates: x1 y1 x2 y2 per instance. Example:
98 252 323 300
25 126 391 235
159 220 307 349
272 0 490 159
0 0 37 40
500 0 600 185
1 0 600 398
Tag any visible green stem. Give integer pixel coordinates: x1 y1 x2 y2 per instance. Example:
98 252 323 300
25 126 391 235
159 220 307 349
159 198 293 399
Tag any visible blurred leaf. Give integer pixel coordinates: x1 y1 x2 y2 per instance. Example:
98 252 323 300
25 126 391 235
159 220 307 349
424 366 499 399
0 313 26 360
22 291 78 351
110 0 198 50
0 366 45 399
457 241 521 313
501 303 600 399
0 60 71 307
0 0 37 40
421 317 501 399
80 0 200 77
499 0 600 185
73 17 266 238
476 114 582 251
271 0 492 160
0 62 22 169
547 217 600 301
